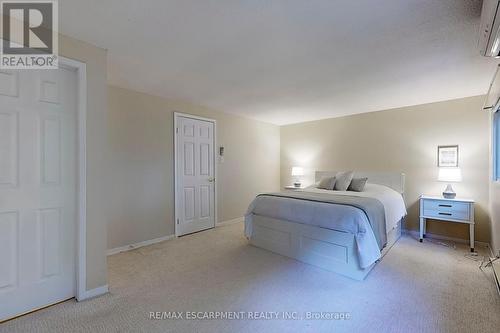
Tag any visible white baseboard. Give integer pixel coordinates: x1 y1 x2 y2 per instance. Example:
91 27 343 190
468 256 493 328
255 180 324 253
405 229 490 249
107 218 243 256
107 234 175 256
216 217 244 227
77 285 108 301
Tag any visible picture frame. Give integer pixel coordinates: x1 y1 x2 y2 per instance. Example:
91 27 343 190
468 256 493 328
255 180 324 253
438 145 459 167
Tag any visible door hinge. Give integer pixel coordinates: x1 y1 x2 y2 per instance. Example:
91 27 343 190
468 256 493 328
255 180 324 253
176 127 179 134
177 218 179 225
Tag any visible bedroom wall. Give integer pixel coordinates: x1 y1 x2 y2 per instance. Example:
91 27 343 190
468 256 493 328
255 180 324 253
107 86 280 250
280 95 491 242
59 35 109 291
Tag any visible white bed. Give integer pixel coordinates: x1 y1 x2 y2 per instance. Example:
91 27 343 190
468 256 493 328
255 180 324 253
244 171 407 280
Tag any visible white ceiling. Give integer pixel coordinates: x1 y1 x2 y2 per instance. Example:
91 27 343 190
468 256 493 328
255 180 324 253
60 0 499 125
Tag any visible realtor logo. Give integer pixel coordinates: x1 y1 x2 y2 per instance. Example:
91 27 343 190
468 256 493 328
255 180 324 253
1 0 58 69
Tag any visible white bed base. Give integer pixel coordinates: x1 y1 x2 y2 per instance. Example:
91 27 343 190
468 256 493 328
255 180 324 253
248 171 406 280
249 216 402 280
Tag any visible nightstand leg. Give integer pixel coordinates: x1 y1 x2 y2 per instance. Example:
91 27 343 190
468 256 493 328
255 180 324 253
419 217 424 242
469 223 475 252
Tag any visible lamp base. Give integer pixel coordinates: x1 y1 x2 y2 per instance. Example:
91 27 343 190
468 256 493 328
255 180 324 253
442 184 456 199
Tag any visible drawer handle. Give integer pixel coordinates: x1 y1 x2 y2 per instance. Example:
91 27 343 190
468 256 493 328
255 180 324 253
439 212 452 216
438 204 452 208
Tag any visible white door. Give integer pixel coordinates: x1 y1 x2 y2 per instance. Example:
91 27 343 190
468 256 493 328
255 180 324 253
0 67 78 321
176 115 215 236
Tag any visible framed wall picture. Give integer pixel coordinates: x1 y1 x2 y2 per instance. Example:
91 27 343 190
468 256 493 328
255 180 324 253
438 145 459 167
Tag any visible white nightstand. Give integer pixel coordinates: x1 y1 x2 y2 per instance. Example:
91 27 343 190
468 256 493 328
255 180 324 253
284 185 305 191
419 195 475 252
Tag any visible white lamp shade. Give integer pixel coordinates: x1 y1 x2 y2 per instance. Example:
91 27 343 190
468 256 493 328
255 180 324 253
291 167 304 176
438 168 462 182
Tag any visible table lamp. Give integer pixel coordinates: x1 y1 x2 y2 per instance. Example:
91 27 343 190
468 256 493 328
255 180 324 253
291 167 304 187
438 168 462 199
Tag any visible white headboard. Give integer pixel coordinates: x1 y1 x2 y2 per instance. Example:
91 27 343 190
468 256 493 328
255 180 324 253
315 171 406 194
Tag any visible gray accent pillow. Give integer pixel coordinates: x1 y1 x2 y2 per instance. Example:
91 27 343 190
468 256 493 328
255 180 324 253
348 177 368 192
317 177 336 190
334 171 354 191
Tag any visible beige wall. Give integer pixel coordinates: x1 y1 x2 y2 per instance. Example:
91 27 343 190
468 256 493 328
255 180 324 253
281 96 491 242
59 36 109 290
107 86 280 250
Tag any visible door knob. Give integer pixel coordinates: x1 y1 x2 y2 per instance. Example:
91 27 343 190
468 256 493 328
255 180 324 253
208 177 215 182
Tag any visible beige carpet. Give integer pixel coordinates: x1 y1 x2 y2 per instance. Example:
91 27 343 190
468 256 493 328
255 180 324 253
2 222 500 333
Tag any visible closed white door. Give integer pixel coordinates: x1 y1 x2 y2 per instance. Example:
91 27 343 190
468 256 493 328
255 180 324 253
176 115 215 236
0 67 78 321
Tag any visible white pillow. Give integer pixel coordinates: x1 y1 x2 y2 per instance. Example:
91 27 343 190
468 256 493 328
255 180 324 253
334 171 354 191
348 177 368 192
318 176 336 190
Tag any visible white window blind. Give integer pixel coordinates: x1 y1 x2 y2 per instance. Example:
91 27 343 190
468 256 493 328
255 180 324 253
485 65 500 181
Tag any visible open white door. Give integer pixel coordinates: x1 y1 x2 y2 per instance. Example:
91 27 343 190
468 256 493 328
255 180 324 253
0 67 78 321
175 114 216 236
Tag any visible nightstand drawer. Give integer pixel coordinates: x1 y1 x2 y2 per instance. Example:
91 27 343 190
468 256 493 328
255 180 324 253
422 199 470 221
422 209 469 221
423 200 469 213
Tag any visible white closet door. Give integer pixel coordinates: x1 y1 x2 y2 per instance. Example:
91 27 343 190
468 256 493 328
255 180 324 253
0 67 77 321
176 116 215 236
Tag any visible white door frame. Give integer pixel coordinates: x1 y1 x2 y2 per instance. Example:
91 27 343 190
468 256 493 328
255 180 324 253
58 56 88 301
173 112 217 237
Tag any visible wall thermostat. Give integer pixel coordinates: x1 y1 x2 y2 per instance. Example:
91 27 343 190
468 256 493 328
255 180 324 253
219 146 225 163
